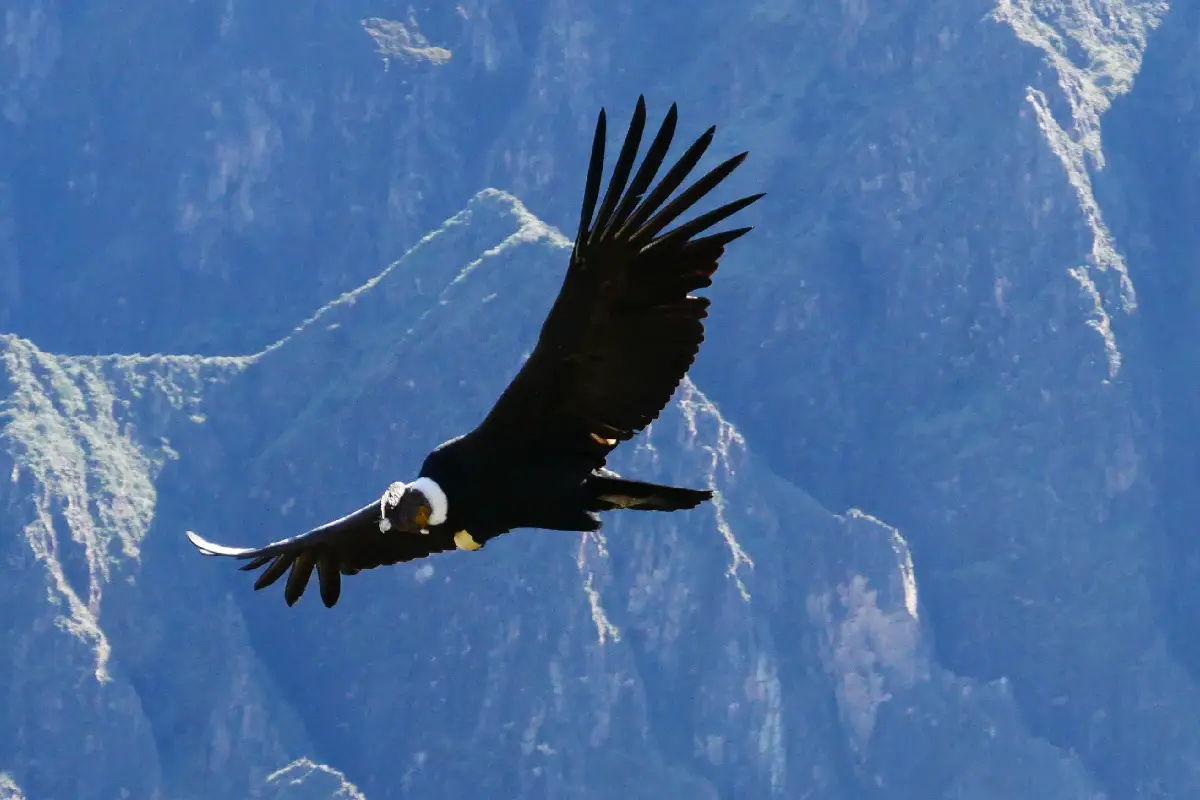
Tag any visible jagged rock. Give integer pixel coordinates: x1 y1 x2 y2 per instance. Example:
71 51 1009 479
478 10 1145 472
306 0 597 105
264 758 366 800
2 190 1101 797
4 0 1200 797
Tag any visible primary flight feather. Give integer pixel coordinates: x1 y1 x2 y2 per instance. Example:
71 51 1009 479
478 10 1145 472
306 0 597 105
186 96 764 607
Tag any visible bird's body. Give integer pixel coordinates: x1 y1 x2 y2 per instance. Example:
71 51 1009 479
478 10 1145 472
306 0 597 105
417 433 714 539
414 433 599 540
187 95 763 607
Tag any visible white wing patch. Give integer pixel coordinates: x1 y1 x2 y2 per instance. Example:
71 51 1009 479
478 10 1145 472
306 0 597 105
378 481 407 533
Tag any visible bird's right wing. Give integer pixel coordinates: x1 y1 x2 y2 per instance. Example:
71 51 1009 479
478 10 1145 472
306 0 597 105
186 501 456 608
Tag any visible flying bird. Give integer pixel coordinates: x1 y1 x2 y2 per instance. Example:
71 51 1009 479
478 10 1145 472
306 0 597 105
186 95 763 608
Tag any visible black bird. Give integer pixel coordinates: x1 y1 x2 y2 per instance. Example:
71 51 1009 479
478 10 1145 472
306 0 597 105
186 96 763 608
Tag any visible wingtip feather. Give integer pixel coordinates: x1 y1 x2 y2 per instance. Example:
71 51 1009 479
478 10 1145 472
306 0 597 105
589 95 649 242
284 550 318 607
254 554 293 591
317 550 342 608
576 107 608 246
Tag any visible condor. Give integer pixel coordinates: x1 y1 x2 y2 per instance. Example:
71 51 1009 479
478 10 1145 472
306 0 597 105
186 96 763 607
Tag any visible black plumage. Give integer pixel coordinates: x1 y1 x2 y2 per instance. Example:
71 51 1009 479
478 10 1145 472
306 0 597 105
186 96 763 607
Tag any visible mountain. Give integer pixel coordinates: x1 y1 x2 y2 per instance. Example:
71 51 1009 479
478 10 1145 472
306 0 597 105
0 188 1097 798
2 0 1198 797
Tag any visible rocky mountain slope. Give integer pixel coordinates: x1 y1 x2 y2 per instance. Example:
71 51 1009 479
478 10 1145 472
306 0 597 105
2 0 1198 797
1 189 1100 798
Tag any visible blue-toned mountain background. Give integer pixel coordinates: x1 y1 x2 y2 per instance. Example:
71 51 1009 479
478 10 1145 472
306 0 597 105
0 1 1196 797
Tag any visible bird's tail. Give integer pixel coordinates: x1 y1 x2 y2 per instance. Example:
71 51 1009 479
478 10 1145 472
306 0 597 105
586 474 713 512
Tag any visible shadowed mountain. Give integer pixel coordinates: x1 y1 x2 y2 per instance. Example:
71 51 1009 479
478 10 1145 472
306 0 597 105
0 190 1098 798
5 0 1200 797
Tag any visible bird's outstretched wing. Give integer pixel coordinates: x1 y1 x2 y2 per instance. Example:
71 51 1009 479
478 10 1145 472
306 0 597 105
186 491 456 608
473 96 762 466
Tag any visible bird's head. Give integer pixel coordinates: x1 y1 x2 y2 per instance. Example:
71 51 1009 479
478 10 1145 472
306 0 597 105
377 477 449 534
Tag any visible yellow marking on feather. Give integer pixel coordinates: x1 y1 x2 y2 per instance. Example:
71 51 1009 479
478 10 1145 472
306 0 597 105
590 432 617 446
414 506 430 527
454 530 482 551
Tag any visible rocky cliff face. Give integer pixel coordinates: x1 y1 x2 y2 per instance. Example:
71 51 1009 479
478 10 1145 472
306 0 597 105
0 190 1102 799
1 0 1197 798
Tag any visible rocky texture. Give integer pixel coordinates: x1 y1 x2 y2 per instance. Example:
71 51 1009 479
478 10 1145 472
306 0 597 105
265 758 367 800
2 0 1200 797
0 774 23 800
1102 0 1200 689
0 191 1101 797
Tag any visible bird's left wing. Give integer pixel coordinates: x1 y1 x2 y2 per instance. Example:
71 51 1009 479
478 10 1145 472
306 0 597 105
186 496 455 608
472 96 762 465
